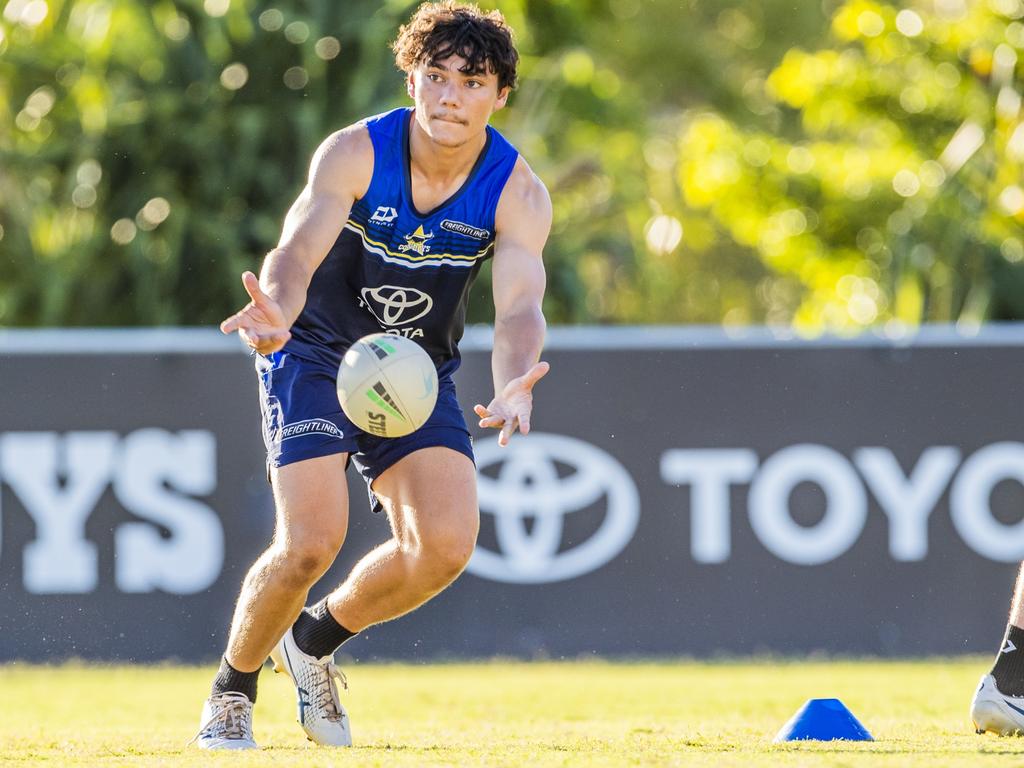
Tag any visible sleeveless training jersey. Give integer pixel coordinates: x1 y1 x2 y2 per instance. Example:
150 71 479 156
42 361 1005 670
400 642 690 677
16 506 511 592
284 107 520 378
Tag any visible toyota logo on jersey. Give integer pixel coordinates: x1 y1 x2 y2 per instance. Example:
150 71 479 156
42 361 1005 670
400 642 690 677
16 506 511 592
360 285 434 326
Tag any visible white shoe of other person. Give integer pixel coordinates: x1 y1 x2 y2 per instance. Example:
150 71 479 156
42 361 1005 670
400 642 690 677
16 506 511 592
972 674 1024 736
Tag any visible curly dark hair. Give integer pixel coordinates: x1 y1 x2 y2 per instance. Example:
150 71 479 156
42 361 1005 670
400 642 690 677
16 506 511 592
392 2 519 91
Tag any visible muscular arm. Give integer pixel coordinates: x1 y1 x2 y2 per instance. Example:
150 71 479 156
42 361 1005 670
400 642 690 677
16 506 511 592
473 158 552 445
220 125 373 352
491 159 550 389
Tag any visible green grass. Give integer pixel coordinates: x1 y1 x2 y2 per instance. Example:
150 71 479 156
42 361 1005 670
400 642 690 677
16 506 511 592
1 658 1021 766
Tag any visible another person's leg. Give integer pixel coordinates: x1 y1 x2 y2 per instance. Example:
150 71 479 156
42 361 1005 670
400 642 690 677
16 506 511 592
972 563 1024 734
195 454 349 749
987 564 1024 695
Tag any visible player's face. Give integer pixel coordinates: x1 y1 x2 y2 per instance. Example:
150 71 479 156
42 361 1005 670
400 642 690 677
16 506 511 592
408 55 509 149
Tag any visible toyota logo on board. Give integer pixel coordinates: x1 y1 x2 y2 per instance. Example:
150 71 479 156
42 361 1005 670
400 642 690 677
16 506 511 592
360 285 433 326
468 433 640 584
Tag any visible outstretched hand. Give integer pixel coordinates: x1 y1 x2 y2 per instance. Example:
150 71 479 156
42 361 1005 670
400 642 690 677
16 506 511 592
219 271 292 354
473 361 550 447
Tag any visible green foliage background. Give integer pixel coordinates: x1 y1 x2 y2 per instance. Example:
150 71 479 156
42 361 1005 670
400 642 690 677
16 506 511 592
1 0 1022 331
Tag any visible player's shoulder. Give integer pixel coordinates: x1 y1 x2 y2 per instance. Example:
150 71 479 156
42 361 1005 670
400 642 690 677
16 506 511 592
314 121 373 169
496 156 551 229
309 120 374 197
318 108 406 161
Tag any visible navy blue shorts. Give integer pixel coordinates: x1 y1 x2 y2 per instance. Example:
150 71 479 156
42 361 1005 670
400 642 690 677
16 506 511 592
256 351 474 512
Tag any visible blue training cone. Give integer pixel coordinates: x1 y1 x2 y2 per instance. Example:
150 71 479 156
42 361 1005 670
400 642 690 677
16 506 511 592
773 698 874 742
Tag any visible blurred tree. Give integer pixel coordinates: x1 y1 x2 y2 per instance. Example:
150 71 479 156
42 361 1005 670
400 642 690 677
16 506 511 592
0 0 415 326
677 0 1024 334
0 0 832 328
490 0 829 324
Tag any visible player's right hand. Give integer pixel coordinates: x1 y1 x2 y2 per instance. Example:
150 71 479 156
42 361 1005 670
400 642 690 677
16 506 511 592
220 271 292 354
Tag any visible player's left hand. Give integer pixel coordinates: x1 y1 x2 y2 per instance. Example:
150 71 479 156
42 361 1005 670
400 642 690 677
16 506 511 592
473 361 550 447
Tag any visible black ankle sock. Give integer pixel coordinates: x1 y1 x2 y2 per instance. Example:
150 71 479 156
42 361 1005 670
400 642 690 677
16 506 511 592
211 656 259 703
292 598 357 659
992 624 1024 696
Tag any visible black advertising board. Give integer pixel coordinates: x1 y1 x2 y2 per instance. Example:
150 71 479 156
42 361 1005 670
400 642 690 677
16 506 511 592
0 326 1020 661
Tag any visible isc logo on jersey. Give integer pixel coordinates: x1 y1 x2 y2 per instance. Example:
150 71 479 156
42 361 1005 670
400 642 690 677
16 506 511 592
359 285 433 339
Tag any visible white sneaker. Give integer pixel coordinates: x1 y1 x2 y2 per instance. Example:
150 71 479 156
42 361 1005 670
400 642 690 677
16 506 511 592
270 626 352 746
190 691 258 750
971 674 1024 735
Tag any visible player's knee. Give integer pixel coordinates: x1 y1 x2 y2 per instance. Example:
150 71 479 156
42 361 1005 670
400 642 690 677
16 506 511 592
276 536 342 587
418 523 478 581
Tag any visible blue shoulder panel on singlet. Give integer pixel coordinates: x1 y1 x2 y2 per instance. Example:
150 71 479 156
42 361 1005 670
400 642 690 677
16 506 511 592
348 108 517 268
286 107 520 376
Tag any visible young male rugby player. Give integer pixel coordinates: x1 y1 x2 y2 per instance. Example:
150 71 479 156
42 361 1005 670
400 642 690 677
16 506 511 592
193 2 550 748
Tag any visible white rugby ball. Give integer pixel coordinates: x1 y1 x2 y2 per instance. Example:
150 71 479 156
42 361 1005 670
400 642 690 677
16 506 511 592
336 333 438 438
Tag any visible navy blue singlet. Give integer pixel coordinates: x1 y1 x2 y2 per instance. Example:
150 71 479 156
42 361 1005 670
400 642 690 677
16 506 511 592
284 107 520 378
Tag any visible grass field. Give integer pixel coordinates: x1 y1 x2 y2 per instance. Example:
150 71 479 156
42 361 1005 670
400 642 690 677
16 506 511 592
2 657 1022 766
